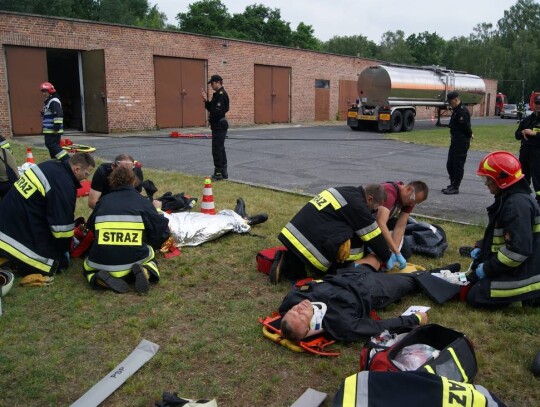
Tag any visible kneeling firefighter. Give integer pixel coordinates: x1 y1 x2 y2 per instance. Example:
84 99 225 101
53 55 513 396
83 166 170 294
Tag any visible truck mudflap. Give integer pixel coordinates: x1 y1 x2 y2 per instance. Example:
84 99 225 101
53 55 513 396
347 108 359 127
378 109 392 131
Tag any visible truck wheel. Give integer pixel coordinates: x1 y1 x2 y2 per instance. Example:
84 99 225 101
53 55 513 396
390 111 403 132
402 110 415 132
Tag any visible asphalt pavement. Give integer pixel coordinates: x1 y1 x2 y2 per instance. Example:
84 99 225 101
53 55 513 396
23 117 519 225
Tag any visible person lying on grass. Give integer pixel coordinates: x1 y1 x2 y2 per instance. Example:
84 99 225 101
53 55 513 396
279 254 428 342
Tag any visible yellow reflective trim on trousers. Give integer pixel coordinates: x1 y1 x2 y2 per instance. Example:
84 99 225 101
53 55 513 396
281 228 327 271
342 374 357 407
491 281 540 298
448 347 468 382
360 227 382 242
534 224 540 233
492 236 505 244
309 190 342 211
496 251 522 267
52 230 74 239
347 252 364 261
95 222 145 230
423 365 435 374
0 241 51 273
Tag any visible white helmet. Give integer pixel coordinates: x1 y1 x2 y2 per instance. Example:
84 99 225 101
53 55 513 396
0 269 14 296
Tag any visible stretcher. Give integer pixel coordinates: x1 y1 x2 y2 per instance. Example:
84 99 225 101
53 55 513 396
258 312 340 357
60 138 96 153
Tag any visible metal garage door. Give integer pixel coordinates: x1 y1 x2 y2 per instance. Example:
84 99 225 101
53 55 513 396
5 46 48 135
254 65 290 124
154 56 206 128
339 79 358 121
82 50 108 133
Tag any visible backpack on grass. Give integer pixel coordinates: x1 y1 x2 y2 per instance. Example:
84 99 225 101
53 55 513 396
359 324 477 383
255 245 286 275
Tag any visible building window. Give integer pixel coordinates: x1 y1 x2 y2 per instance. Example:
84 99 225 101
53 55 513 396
315 79 330 89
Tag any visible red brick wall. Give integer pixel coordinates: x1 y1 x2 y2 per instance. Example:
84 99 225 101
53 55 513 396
0 12 495 136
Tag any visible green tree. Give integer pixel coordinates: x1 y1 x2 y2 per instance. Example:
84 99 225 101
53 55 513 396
406 31 446 66
291 22 321 51
378 30 416 64
228 4 292 46
176 0 231 36
322 34 378 58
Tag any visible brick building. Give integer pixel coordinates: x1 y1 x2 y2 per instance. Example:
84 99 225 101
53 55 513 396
0 11 497 137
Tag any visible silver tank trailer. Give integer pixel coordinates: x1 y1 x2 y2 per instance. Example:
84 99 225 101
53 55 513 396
357 65 486 107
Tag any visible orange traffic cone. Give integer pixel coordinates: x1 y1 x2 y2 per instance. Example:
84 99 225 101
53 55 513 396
201 177 216 215
26 147 35 164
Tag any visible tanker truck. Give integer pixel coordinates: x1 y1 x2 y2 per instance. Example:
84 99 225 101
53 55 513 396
347 64 486 132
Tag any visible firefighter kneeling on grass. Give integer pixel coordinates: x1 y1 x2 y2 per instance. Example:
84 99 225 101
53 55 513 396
83 166 170 294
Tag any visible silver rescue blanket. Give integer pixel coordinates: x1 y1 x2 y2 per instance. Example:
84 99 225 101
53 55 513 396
164 209 250 246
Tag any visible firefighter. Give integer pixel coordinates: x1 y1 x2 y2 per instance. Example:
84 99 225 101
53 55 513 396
40 82 68 161
377 181 429 269
83 166 170 294
201 74 230 181
0 153 95 276
0 135 19 198
270 184 392 284
515 94 540 205
279 255 428 342
465 151 540 307
442 91 473 195
87 153 144 209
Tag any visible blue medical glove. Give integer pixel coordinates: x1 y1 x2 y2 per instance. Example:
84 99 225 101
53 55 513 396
386 253 397 270
470 248 481 259
396 253 407 269
475 263 486 279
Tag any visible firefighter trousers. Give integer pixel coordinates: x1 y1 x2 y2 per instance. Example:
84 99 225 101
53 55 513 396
446 137 470 188
519 147 540 205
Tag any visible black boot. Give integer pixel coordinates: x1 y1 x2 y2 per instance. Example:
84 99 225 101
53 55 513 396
246 213 268 226
442 185 459 195
211 171 223 181
222 166 228 180
234 198 248 218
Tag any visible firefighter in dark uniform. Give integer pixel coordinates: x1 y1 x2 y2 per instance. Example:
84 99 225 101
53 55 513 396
0 135 19 198
40 82 68 161
202 75 230 181
270 184 392 284
466 151 540 307
278 255 427 342
442 91 473 195
515 94 540 205
0 153 95 276
83 166 170 294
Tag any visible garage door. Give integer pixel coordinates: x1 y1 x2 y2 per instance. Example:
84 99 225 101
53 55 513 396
5 46 48 135
254 65 290 124
154 56 206 128
339 80 358 121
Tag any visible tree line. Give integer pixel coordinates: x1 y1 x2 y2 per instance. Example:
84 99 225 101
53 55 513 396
1 0 538 102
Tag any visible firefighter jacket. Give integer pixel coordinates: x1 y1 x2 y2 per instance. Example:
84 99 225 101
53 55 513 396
42 93 63 135
333 371 506 407
0 160 79 275
278 186 391 273
278 266 420 341
205 87 229 128
449 103 472 139
476 179 540 302
84 186 170 276
515 111 540 148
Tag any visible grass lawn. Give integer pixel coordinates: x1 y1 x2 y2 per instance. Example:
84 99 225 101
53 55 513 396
385 122 521 154
0 142 538 407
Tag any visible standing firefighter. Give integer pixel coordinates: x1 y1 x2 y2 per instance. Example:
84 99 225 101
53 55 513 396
442 91 473 195
202 75 230 181
40 82 68 161
515 94 540 205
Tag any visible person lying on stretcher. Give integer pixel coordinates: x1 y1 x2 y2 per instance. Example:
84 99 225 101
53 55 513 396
279 254 428 342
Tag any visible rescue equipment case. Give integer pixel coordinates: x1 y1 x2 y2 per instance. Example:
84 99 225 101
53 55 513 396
256 246 286 275
359 324 477 383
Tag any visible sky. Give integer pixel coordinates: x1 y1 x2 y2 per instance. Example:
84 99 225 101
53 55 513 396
155 0 519 43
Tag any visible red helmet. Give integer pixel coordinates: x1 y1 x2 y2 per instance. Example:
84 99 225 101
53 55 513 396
39 82 56 94
476 151 524 189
